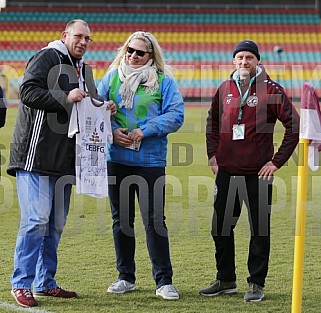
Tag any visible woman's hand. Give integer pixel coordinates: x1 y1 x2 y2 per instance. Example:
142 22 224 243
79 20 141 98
128 128 144 143
107 100 117 115
113 128 133 147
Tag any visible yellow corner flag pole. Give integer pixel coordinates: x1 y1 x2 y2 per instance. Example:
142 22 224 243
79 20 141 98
291 139 309 313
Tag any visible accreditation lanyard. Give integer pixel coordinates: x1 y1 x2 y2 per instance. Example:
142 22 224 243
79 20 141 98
67 52 86 91
235 76 256 124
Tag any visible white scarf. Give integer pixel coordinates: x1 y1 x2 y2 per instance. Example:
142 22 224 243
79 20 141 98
118 57 158 109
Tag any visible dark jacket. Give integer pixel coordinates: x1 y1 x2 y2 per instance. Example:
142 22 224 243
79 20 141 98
0 86 7 128
206 65 300 175
7 41 98 177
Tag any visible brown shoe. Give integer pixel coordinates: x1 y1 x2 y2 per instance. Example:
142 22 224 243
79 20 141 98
34 287 77 298
11 289 38 307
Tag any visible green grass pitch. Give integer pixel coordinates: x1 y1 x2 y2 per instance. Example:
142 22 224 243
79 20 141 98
1 105 321 312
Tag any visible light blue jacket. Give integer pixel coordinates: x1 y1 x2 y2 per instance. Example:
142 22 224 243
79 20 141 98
97 69 184 167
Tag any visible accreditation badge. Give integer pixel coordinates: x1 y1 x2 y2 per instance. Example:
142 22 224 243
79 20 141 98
232 124 245 140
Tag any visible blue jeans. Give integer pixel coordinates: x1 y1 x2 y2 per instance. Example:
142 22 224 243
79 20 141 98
10 170 72 291
108 162 173 288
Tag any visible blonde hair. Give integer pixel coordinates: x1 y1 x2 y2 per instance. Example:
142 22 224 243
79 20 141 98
109 31 173 78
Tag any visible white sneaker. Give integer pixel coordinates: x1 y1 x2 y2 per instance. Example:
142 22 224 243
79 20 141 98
107 279 135 294
156 284 179 300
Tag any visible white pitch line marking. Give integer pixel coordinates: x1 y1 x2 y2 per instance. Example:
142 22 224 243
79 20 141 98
0 301 56 313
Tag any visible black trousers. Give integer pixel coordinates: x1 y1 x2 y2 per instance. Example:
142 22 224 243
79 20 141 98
107 162 173 288
211 169 272 287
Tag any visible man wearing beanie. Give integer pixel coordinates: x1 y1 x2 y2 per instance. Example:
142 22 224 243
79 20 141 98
232 40 261 61
200 40 299 302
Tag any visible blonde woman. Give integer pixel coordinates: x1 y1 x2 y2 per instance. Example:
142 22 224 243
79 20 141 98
98 31 184 300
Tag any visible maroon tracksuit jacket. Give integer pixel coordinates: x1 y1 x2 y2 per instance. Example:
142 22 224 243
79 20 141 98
206 66 300 174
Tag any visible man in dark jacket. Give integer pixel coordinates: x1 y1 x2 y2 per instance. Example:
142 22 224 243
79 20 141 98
7 19 107 308
0 86 6 128
199 40 299 302
0 85 7 179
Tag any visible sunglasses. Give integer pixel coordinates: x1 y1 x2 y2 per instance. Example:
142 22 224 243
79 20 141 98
127 46 149 57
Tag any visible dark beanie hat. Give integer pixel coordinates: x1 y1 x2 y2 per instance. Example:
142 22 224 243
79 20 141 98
233 40 260 60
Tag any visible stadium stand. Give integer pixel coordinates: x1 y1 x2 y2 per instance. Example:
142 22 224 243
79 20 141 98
0 6 320 102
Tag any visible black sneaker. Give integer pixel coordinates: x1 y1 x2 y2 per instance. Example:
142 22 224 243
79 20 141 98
199 280 237 296
244 283 264 302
